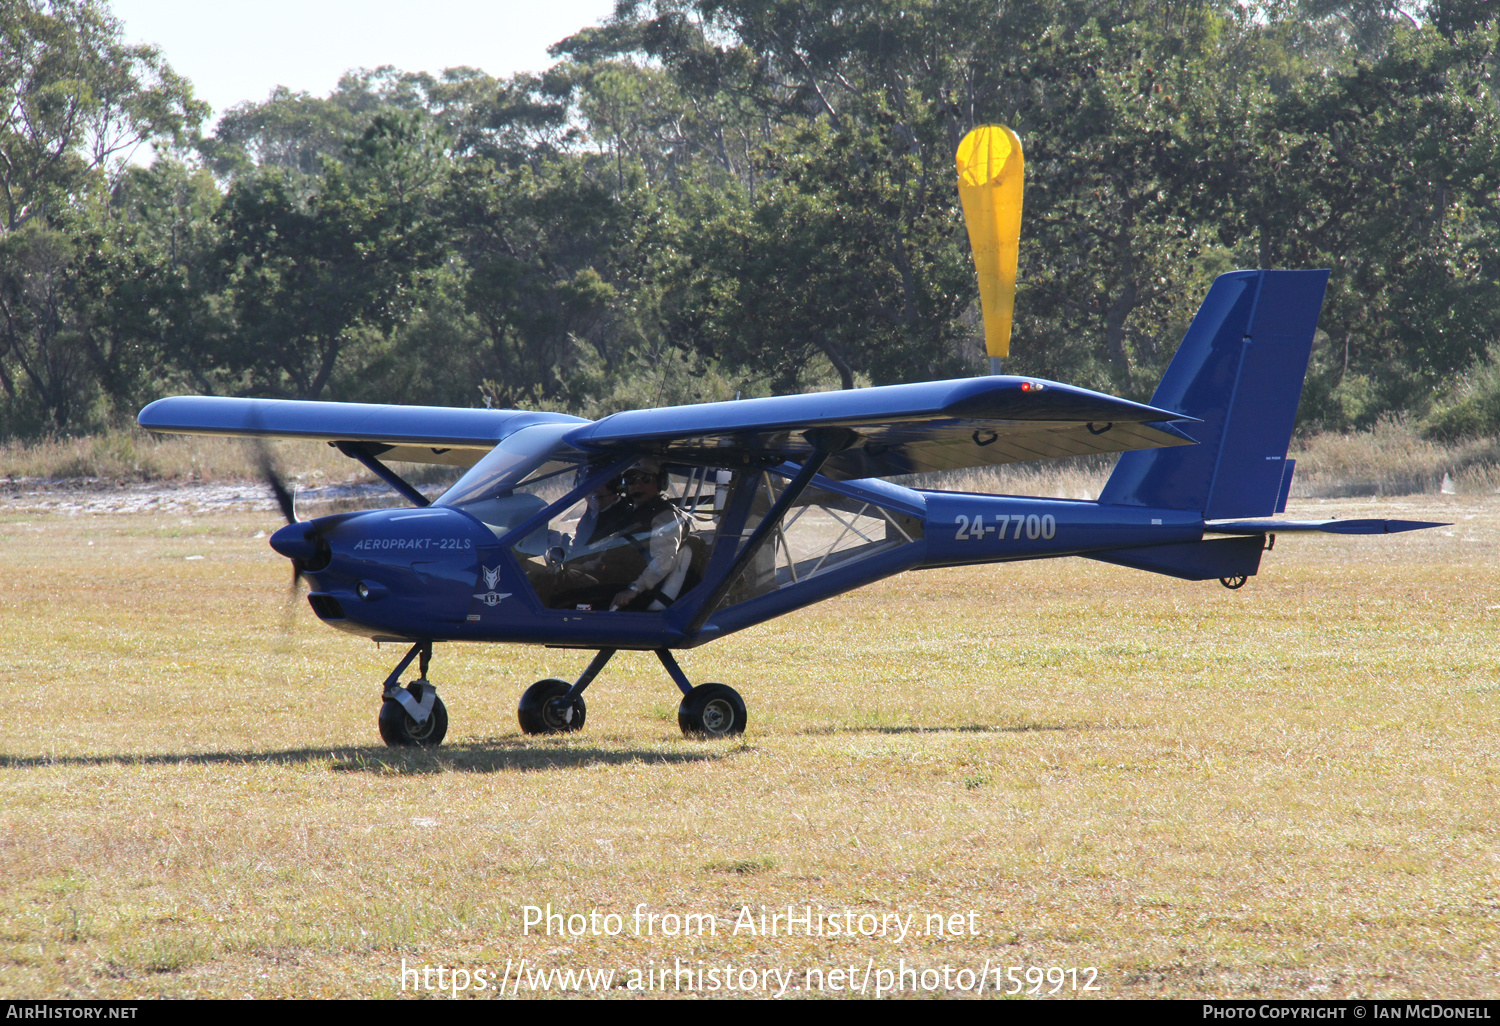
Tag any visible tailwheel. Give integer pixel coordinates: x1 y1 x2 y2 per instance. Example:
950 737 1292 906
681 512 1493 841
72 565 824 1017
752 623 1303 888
378 679 449 747
1219 575 1248 590
518 678 587 735
678 682 746 738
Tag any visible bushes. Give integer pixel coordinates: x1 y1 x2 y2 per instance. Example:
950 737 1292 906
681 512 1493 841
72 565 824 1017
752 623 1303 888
1422 351 1500 442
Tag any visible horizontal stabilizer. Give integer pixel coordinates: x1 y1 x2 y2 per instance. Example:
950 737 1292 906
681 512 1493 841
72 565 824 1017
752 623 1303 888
1206 518 1448 535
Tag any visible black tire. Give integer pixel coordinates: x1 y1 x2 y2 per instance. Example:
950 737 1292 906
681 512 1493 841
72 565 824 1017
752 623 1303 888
518 678 587 735
378 680 449 747
678 682 746 738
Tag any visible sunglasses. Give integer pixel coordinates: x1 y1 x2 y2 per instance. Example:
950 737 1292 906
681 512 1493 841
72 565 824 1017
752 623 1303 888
623 471 657 484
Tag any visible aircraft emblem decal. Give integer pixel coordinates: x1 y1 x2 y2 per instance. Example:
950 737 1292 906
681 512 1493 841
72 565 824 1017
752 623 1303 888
474 565 511 607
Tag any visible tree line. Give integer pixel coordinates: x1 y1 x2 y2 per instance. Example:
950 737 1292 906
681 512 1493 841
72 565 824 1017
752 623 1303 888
1 0 1496 439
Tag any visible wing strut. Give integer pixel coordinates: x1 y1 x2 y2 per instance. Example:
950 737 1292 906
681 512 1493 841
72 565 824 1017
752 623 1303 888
684 428 858 636
336 442 431 508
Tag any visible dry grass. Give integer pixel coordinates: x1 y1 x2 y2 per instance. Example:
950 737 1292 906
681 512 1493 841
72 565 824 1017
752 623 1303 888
908 425 1500 502
0 429 360 484
8 418 1500 503
1291 422 1500 498
0 431 467 518
902 456 1116 500
0 490 1494 999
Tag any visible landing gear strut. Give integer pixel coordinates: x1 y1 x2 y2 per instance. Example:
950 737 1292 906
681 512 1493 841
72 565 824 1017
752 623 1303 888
517 648 612 734
658 649 746 738
378 640 448 747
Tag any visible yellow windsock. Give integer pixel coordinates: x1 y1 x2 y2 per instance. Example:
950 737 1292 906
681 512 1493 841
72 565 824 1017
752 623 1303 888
956 125 1023 370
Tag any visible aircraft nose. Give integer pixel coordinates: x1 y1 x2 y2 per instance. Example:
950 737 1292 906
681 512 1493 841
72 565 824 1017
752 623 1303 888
270 522 321 562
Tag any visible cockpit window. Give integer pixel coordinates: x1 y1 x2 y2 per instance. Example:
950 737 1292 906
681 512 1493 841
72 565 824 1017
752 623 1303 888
515 463 720 613
435 423 582 510
434 423 585 539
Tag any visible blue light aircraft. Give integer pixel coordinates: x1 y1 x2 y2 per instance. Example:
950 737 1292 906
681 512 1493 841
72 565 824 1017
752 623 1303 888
138 268 1439 747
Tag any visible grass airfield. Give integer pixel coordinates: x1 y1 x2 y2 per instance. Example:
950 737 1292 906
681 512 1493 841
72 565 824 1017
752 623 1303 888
0 494 1496 999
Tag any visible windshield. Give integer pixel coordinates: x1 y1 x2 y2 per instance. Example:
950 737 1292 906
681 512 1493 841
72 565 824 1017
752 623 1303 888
435 423 583 512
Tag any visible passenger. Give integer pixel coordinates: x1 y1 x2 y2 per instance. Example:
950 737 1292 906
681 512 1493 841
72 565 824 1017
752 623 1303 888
525 462 692 611
573 476 633 548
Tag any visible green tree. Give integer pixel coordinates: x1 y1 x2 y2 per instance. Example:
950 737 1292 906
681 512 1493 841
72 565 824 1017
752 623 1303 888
97 158 226 403
448 155 635 404
0 0 203 432
0 219 93 430
1223 20 1500 426
202 87 364 180
211 114 446 399
0 0 204 231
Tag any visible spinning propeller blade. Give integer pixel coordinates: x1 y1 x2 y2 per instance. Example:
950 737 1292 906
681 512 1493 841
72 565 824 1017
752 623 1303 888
254 443 298 527
249 439 304 595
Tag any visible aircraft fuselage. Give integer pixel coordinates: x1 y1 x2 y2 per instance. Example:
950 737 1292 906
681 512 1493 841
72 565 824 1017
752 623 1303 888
279 485 1210 651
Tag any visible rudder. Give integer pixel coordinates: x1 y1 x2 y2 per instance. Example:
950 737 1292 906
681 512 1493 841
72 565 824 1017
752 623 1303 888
1097 269 1329 519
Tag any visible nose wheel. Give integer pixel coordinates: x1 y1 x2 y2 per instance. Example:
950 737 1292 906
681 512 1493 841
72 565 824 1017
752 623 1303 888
377 640 448 747
379 679 449 746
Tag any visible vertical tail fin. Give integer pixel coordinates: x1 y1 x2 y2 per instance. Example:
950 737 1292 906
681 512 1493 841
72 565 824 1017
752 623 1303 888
1098 269 1329 518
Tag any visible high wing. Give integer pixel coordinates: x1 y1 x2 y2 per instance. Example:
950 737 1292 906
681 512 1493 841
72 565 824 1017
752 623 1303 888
139 376 1195 480
566 376 1197 480
137 396 587 467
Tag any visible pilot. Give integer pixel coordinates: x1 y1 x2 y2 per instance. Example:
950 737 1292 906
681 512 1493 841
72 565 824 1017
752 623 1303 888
555 475 637 604
609 461 691 611
527 475 636 609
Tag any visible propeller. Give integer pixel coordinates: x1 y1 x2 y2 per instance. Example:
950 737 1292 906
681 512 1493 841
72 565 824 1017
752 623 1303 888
250 438 308 598
257 442 299 529
244 434 315 670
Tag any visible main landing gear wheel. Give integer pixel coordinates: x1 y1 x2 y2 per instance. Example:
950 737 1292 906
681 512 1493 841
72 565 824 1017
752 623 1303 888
678 682 747 738
518 678 587 735
378 679 449 747
1220 575 1248 590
